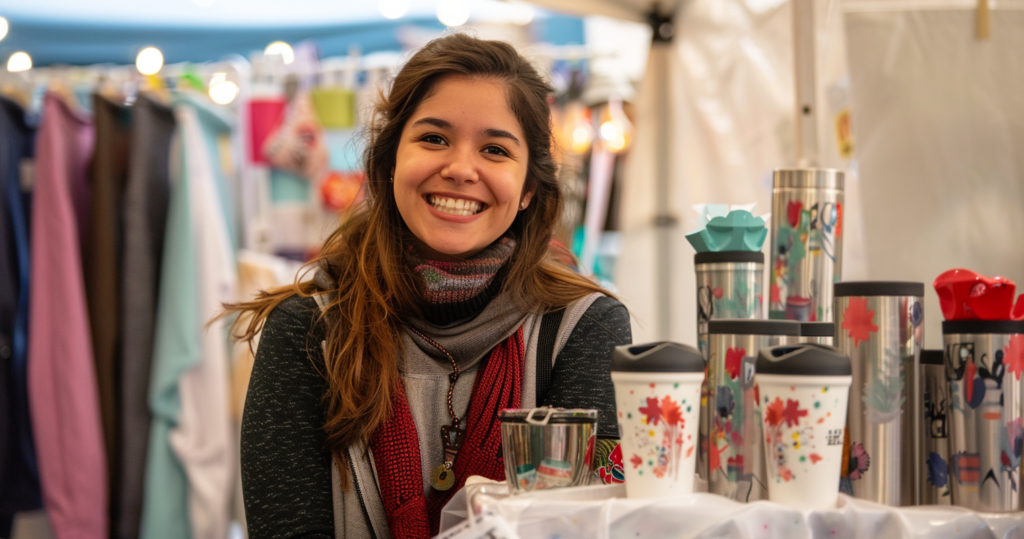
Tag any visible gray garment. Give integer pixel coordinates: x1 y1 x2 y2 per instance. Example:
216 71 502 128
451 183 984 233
321 292 602 539
116 93 175 539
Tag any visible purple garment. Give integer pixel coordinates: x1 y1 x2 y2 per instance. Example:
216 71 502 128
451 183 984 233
28 93 108 539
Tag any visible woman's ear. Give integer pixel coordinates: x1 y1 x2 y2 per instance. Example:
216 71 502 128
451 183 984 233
519 187 536 211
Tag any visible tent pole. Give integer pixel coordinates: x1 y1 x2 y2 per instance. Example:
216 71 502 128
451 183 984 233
649 11 676 340
793 0 820 166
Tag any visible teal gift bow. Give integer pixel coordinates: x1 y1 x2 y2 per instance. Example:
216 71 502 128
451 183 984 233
685 210 767 253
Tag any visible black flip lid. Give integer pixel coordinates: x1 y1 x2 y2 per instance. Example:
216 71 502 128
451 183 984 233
498 408 598 424
942 320 1024 335
800 322 834 337
756 344 852 376
694 251 764 264
834 281 924 297
707 319 800 336
611 342 705 373
920 349 944 366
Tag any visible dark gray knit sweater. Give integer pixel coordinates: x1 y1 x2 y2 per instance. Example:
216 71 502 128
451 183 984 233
241 294 630 538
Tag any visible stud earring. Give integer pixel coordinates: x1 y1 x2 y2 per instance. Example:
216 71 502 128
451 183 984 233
519 202 527 211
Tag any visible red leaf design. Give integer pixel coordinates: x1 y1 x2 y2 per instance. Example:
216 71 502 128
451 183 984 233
1006 335 1024 380
787 201 803 228
725 347 745 380
639 397 661 426
765 397 785 427
782 399 808 428
809 453 823 464
661 395 683 427
630 454 643 469
841 297 879 347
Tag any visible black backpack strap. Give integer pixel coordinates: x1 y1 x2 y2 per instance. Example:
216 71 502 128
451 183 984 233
535 308 565 406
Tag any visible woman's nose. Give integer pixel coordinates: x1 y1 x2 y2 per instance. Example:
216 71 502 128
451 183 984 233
440 148 479 183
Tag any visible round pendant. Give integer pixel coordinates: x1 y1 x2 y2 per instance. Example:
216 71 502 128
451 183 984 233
430 463 456 491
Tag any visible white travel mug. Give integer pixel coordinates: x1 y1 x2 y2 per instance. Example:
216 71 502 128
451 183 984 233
611 342 705 499
756 344 852 510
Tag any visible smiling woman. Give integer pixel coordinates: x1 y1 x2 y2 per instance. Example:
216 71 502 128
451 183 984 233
224 32 632 539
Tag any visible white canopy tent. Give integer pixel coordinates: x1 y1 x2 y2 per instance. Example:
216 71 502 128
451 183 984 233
531 0 868 345
536 0 1024 349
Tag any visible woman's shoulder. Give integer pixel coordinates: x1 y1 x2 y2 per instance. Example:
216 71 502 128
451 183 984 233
258 293 326 360
264 293 321 332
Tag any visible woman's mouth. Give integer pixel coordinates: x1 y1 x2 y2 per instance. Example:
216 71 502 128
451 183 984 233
426 194 486 217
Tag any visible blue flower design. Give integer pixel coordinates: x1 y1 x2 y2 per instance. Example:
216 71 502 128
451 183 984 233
926 452 949 488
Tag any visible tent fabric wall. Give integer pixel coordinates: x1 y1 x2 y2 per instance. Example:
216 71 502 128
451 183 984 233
844 4 1024 348
616 0 868 345
533 0 869 344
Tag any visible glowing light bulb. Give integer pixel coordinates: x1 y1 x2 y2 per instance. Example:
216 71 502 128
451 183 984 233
572 126 592 154
136 47 164 76
598 98 632 153
209 76 240 105
507 1 535 26
265 41 294 65
7 52 31 73
437 0 470 27
0 17 9 42
379 0 409 19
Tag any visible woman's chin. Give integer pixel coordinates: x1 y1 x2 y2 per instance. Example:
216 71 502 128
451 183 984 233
418 240 486 261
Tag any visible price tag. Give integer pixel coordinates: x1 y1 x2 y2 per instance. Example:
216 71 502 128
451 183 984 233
434 512 519 539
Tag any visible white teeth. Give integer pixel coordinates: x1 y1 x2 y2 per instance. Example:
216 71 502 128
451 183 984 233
428 195 484 216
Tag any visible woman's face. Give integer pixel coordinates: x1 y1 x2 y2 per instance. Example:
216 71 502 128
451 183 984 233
393 75 532 261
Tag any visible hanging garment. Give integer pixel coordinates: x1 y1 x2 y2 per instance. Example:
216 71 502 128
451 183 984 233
141 93 236 539
28 92 108 538
0 96 41 537
84 94 131 523
116 93 174 539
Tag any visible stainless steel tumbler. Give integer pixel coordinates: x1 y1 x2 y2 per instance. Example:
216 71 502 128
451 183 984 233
800 322 834 345
769 169 844 322
920 349 951 505
942 320 1024 512
834 281 924 507
695 251 765 356
705 319 800 502
695 251 764 483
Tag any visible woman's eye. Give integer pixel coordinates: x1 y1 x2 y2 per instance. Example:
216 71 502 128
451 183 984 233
421 134 447 145
483 145 509 157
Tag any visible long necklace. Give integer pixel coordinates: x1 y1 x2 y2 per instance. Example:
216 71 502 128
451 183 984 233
408 327 464 491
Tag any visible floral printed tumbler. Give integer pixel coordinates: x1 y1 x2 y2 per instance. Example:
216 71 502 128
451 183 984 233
706 320 800 502
756 344 852 509
769 168 844 322
834 281 924 506
611 342 705 498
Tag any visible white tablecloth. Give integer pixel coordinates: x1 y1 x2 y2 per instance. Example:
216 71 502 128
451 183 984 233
440 480 1024 539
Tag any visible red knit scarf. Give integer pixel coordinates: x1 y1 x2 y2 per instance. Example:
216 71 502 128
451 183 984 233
370 327 524 538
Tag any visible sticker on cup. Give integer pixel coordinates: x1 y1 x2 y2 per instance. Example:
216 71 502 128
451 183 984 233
536 458 573 490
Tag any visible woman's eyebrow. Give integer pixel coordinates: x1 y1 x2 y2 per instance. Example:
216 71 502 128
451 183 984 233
484 128 521 147
411 117 520 147
411 117 451 129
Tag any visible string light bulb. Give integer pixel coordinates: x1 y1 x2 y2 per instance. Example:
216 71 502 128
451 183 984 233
437 0 470 27
0 17 9 42
379 0 409 19
507 1 535 26
7 52 31 73
208 72 240 105
598 98 632 153
264 41 294 65
136 47 164 76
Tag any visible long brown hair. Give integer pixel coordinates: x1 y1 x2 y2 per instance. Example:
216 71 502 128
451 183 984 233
227 32 608 483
